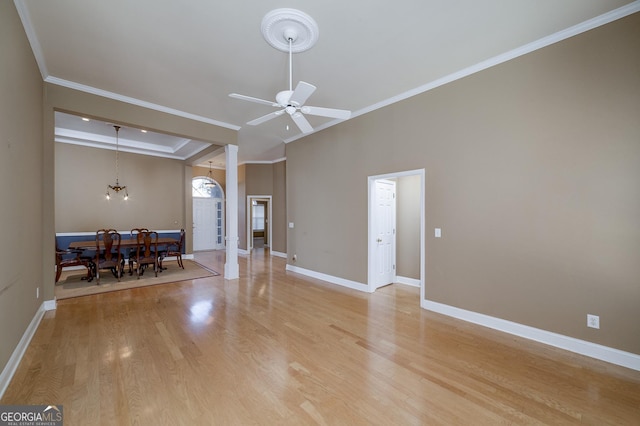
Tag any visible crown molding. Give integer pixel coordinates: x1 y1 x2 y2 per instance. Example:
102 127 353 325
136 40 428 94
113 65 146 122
46 76 240 131
352 1 640 121
284 1 640 145
14 0 48 80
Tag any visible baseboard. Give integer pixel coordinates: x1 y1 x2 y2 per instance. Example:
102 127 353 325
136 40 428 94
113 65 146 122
422 299 640 372
396 276 421 287
286 264 371 293
0 301 47 399
270 250 287 258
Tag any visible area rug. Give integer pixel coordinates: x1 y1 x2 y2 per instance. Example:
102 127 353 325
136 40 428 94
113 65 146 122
55 260 219 300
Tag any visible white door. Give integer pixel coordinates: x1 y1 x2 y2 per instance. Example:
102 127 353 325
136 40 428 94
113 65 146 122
193 197 216 251
373 179 396 289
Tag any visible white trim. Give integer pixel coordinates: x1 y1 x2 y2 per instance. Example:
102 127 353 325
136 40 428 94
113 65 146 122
224 145 240 280
396 276 421 288
422 300 640 372
247 196 273 252
43 299 56 311
368 169 425 298
286 264 371 293
13 0 48 80
284 1 640 145
270 250 287 258
0 302 47 399
55 136 208 161
45 76 240 130
241 157 287 165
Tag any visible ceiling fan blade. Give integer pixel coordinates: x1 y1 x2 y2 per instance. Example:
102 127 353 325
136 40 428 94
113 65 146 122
301 106 351 120
229 93 277 107
247 109 285 126
291 112 314 134
288 81 316 107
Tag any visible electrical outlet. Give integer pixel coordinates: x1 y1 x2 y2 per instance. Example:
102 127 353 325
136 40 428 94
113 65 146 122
292 254 297 261
36 287 39 299
587 314 600 329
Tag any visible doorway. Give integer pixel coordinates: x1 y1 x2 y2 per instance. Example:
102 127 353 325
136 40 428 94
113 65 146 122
368 169 425 300
192 176 225 251
247 195 272 251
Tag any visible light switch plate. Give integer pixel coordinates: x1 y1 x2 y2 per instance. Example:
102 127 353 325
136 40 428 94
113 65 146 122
435 228 441 238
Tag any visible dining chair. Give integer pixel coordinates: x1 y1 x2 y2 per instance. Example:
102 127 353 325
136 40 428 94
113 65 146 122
130 230 159 279
95 229 124 284
159 228 185 270
128 227 149 275
55 241 93 283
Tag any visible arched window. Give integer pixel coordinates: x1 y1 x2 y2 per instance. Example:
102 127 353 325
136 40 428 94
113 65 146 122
192 177 223 199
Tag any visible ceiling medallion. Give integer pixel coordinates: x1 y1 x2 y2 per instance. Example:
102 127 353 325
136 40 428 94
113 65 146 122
261 8 319 53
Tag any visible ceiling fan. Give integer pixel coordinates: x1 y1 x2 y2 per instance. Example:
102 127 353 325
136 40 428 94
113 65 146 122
229 10 351 134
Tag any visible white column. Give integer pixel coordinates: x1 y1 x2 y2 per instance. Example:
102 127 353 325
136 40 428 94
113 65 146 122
224 144 240 280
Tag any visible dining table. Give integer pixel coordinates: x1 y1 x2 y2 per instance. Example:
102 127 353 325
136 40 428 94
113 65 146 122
67 237 179 280
67 237 178 251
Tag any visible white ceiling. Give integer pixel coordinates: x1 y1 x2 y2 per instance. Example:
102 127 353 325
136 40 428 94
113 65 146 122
55 111 216 163
16 0 638 166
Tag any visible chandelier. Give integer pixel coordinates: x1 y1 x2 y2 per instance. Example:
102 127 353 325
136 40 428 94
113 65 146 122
106 125 129 200
205 161 216 188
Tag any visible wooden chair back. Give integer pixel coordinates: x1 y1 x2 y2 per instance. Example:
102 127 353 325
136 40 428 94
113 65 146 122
133 230 159 278
163 228 185 269
95 229 123 283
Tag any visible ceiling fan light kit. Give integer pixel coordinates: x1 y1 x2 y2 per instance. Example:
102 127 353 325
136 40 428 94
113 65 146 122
229 8 351 135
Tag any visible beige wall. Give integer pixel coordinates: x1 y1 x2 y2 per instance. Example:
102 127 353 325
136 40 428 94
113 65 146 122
244 162 287 254
396 175 421 280
287 13 640 354
0 2 44 378
272 161 287 254
55 143 185 231
246 164 274 194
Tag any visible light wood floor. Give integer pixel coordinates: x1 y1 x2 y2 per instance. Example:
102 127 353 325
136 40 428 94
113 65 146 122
3 249 640 425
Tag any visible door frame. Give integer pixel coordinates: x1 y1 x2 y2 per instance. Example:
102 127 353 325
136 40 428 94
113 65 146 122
192 176 226 251
367 169 425 301
246 195 272 251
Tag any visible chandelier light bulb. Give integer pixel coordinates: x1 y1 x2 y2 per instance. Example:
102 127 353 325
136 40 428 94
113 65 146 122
106 125 129 200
